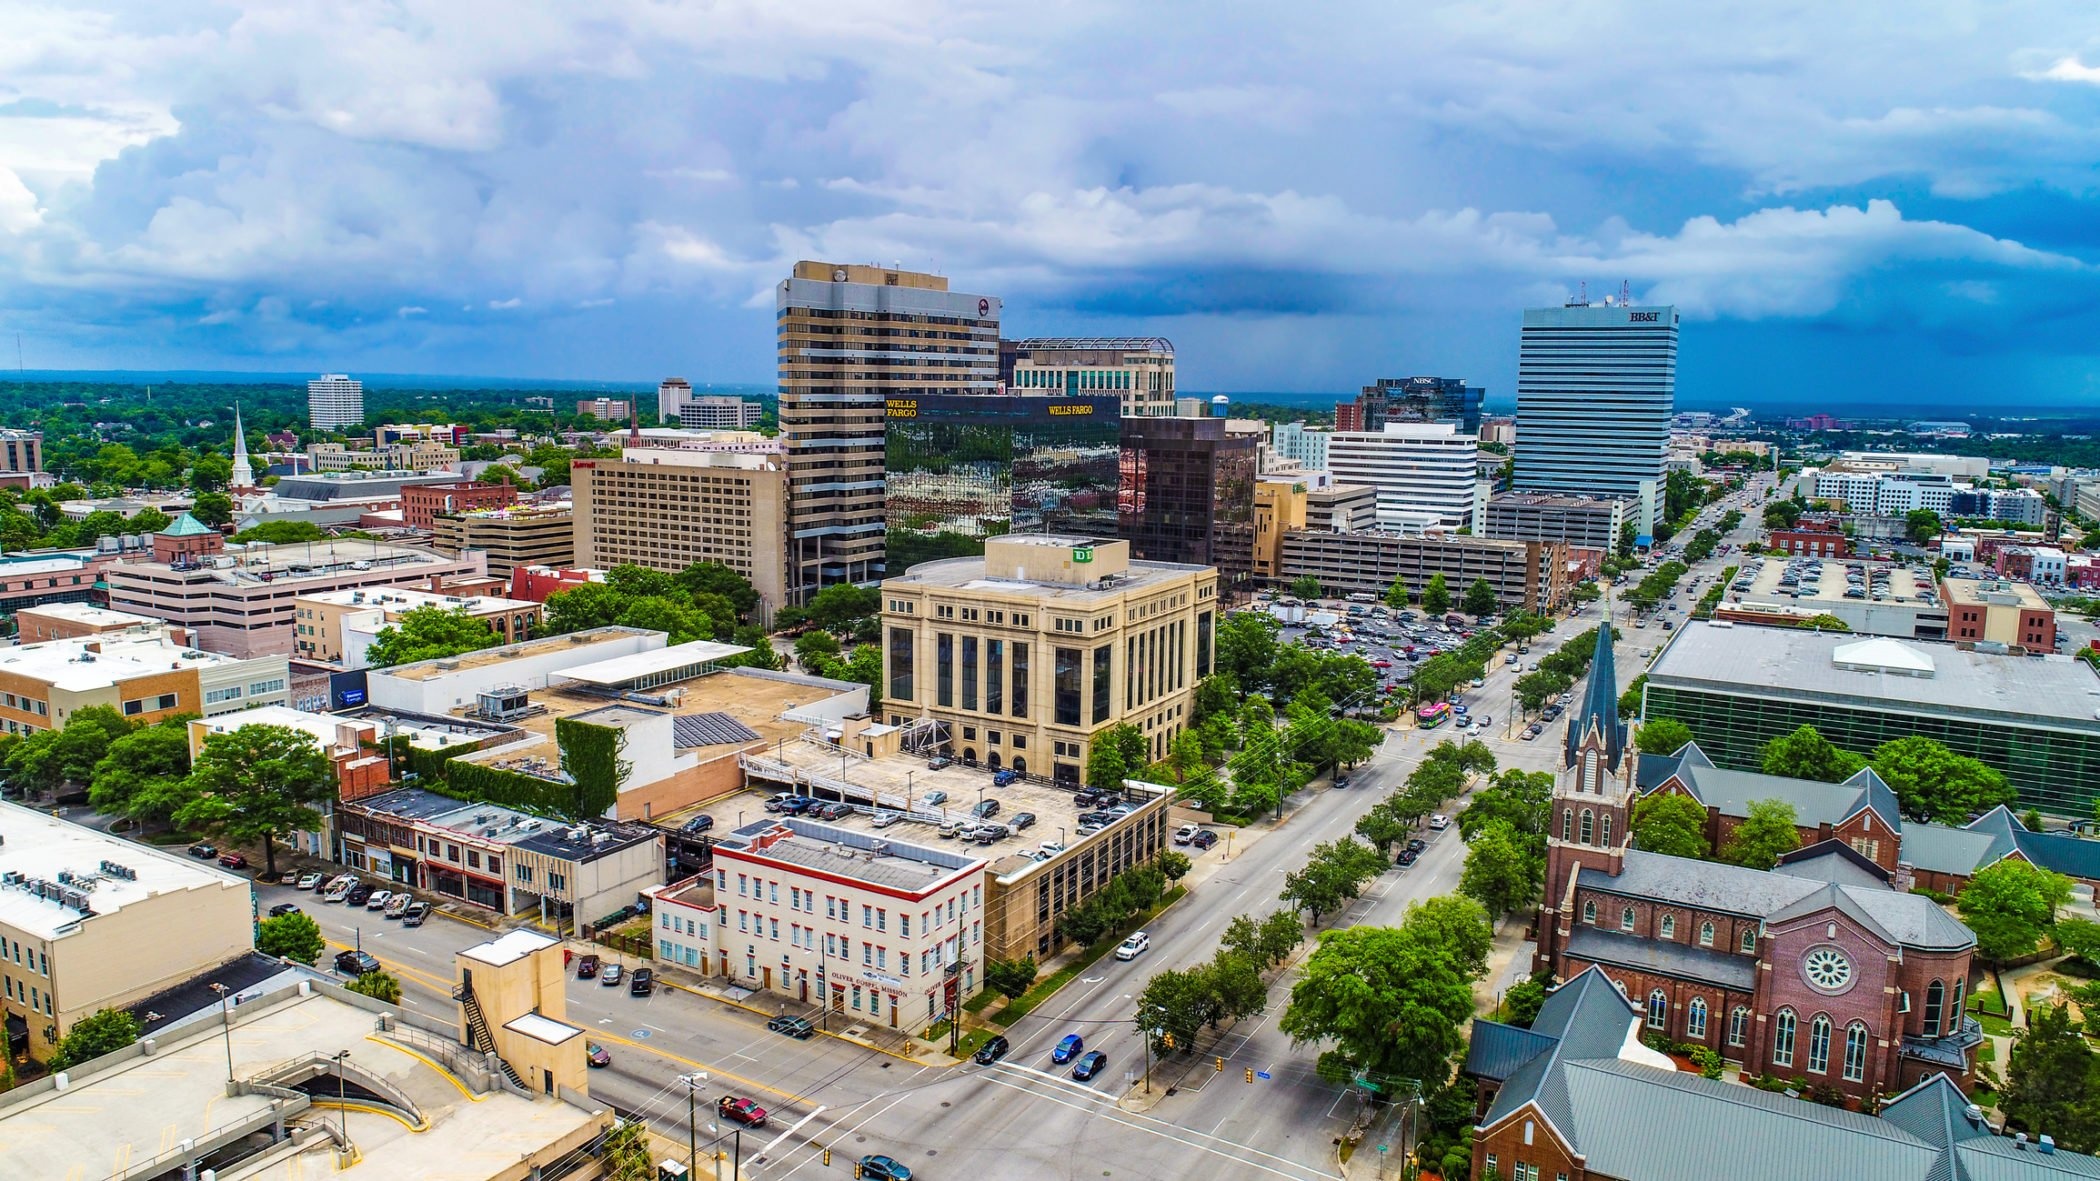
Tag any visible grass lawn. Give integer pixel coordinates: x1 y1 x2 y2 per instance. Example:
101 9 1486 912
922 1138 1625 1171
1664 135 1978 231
1974 1011 2016 1038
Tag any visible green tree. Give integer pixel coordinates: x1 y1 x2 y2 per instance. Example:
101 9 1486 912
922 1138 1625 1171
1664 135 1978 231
1459 819 1541 917
1156 849 1193 883
50 1008 143 1070
1215 612 1280 692
1205 949 1270 1028
1633 792 1711 859
232 520 329 545
1718 798 1802 868
1279 837 1387 924
1383 577 1411 610
1457 769 1551 844
2001 1003 2100 1153
1405 895 1493 977
1462 577 1498 619
600 1119 654 1181
728 624 784 671
675 561 762 621
1288 575 1323 601
1280 920 1477 1088
1222 911 1303 971
1958 859 2074 964
87 722 195 829
1797 613 1852 632
1906 508 1943 543
347 969 404 1003
1085 723 1149 791
1422 572 1452 616
1759 724 1867 783
1135 966 1218 1054
1635 718 1694 755
1193 675 1239 723
174 724 335 877
190 490 235 527
1617 674 1649 719
1502 974 1551 1028
984 955 1039 1001
1870 736 2016 823
256 911 326 965
805 583 880 632
363 605 503 668
794 629 842 669
6 705 134 798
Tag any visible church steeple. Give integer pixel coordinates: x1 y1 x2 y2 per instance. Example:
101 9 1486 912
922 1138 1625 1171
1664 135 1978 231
1564 617 1627 773
230 402 255 492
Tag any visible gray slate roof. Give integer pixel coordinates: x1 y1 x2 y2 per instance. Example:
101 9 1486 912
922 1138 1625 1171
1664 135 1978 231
1564 622 1628 771
1565 924 1758 991
1579 849 1973 951
1465 967 2091 1181
1641 741 1903 834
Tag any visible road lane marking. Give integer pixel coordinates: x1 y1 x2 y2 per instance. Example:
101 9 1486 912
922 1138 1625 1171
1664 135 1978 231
972 1073 1333 1181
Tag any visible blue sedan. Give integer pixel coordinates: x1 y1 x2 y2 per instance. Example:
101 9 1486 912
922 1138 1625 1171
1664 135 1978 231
1051 1033 1084 1064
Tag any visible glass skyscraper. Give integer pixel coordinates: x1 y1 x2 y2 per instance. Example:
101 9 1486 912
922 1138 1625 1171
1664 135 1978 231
1512 303 1678 536
884 394 1122 572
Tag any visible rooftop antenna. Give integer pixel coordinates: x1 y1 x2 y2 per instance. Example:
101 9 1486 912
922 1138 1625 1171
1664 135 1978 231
1578 281 1588 306
1619 279 1633 308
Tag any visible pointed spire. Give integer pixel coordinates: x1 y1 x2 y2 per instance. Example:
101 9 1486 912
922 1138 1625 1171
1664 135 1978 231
230 402 255 491
1564 617 1627 772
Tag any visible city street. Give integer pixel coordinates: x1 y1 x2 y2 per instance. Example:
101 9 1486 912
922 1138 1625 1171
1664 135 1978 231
249 492 1768 1180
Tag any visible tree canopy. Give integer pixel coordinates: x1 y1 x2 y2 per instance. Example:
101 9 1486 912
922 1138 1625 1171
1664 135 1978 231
88 721 196 830
2002 1003 2100 1153
1421 572 1452 616
1759 724 1867 783
1870 735 2015 823
1462 577 1498 618
1718 798 1802 868
1280 906 1483 1088
1958 859 2073 964
1633 792 1711 859
256 911 326 965
364 604 504 668
1635 718 1694 755
174 724 335 876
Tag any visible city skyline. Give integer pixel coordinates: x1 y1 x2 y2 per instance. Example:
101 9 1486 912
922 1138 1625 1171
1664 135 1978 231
3 6 2100 406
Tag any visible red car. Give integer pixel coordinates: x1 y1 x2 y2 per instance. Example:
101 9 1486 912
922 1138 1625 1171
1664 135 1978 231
1371 659 1391 669
217 852 248 869
717 1096 768 1127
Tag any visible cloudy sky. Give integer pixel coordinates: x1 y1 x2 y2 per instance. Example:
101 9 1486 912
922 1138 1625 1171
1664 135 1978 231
4 2 2100 405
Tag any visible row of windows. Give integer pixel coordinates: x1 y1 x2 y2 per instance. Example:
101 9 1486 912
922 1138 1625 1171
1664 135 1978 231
1768 1008 1870 1082
4 975 51 1016
1581 898 1755 953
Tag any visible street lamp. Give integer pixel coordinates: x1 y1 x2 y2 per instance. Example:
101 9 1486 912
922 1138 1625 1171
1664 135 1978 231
330 1050 352 1159
208 983 235 1086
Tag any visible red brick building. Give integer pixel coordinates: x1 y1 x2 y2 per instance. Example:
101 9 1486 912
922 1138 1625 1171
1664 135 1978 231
1535 630 1981 1105
1768 524 1850 557
510 564 605 604
401 480 518 531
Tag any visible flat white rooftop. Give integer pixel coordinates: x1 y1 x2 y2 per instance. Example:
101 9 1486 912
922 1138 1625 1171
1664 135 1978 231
461 929 560 967
15 602 161 627
553 639 751 686
301 586 537 612
0 801 247 939
0 629 247 692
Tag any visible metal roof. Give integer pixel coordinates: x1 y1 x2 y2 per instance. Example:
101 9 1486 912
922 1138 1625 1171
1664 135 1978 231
673 711 762 748
1564 925 1758 991
1012 337 1174 355
552 639 751 687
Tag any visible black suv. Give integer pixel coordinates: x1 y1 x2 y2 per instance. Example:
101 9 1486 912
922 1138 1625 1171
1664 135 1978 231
814 802 853 821
629 968 655 996
972 1034 1011 1065
344 883 375 907
334 949 380 976
972 799 1001 819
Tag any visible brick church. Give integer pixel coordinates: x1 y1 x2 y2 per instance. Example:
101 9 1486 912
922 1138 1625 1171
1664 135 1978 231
1532 624 1982 1102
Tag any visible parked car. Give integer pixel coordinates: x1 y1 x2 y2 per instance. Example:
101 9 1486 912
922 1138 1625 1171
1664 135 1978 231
322 876 356 903
334 950 380 976
1173 824 1199 846
629 968 654 996
268 902 302 918
1037 840 1065 855
217 851 248 870
1333 775 1351 789
764 792 800 813
296 872 325 890
1074 823 1105 837
363 890 393 912
938 820 966 838
576 954 601 979
188 842 217 859
992 769 1020 787
1051 1034 1085 1064
717 1096 768 1127
972 799 1000 819
1406 838 1426 853
681 814 716 834
1009 811 1036 830
767 1014 816 1040
814 802 853 820
972 1034 1012 1065
600 963 624 986
927 755 954 771
345 883 375 907
1190 830 1218 850
1114 931 1150 961
402 902 430 927
1429 814 1450 830
1072 790 1103 807
1395 848 1420 867
586 1042 611 1068
857 1155 914 1181
1071 1050 1109 1081
780 796 818 815
871 811 902 828
922 790 948 807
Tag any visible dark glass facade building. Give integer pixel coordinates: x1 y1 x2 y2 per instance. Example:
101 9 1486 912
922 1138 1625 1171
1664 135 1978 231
1336 376 1485 435
884 394 1122 572
1116 417 1258 590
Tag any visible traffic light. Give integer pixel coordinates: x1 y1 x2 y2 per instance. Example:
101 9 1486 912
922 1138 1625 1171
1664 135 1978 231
1215 1056 1224 1072
1246 1067 1255 1083
1162 1032 1175 1050
854 1164 864 1179
823 1149 832 1166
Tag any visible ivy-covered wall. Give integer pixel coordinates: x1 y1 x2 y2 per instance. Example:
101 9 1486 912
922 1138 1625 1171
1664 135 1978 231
556 718 630 818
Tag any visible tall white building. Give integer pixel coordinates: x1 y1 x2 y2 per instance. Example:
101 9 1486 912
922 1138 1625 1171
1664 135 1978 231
1325 422 1484 533
1513 302 1678 535
307 374 365 431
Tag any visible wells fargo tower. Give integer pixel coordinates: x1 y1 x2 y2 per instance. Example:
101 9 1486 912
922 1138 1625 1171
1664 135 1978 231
775 262 1001 602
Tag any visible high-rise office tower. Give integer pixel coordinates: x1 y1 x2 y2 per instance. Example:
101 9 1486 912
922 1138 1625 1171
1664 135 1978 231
776 262 1000 601
1325 422 1484 533
1117 417 1259 590
307 373 365 431
1336 376 1484 435
1006 338 1177 417
1513 302 1678 535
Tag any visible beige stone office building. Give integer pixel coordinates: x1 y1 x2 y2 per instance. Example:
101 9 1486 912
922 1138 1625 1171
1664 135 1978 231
1006 337 1177 417
571 447 791 610
777 261 1001 601
881 536 1218 783
430 501 577 578
0 803 255 1062
293 586 543 668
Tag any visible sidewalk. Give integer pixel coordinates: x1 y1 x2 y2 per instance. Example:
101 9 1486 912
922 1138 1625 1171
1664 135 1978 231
612 950 958 1067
